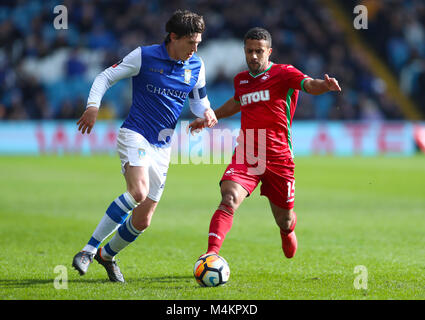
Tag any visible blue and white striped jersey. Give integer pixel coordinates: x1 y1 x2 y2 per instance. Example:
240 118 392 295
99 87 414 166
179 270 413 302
87 42 211 147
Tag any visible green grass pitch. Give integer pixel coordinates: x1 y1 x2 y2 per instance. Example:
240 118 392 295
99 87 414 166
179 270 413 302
0 154 424 300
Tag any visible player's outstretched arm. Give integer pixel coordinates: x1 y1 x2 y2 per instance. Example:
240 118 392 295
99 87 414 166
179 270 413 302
77 106 98 134
303 74 341 95
77 48 141 135
188 98 240 134
214 98 241 120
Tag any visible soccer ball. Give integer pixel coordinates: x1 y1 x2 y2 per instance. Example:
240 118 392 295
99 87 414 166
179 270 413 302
193 253 230 287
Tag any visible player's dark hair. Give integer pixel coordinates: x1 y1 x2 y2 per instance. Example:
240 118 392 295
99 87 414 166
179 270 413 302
165 10 205 43
243 27 272 47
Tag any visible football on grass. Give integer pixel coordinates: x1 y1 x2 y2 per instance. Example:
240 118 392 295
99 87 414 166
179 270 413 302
193 253 230 287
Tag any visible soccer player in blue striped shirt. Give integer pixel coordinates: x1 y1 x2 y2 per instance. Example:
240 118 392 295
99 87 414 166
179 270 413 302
72 10 217 282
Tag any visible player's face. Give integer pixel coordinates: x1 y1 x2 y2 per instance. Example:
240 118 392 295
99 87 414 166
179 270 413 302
244 39 272 74
171 33 202 61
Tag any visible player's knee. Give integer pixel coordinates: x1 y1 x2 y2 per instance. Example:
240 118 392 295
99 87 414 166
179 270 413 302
278 221 292 233
128 186 148 203
220 191 239 212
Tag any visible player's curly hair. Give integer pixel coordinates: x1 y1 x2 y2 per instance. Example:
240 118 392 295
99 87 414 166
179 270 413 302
244 27 272 48
165 10 205 43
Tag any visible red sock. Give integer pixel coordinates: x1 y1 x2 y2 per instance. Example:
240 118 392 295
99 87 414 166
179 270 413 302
207 205 234 254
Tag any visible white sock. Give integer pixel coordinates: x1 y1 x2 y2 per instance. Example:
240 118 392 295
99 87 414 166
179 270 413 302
101 215 144 260
82 191 139 254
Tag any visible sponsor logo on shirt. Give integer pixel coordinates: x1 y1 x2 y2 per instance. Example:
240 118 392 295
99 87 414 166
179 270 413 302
146 84 188 99
149 67 164 74
239 80 249 85
240 90 270 106
261 73 270 81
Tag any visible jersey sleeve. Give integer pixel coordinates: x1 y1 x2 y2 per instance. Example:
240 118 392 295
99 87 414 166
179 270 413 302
188 57 211 118
280 65 313 92
86 47 142 108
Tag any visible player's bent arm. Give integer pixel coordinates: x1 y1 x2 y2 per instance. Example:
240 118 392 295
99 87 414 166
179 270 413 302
303 74 341 95
188 96 213 119
78 47 142 134
214 98 241 120
86 47 142 109
189 99 217 128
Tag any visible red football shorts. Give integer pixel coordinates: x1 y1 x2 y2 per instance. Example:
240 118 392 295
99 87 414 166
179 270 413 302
220 153 296 209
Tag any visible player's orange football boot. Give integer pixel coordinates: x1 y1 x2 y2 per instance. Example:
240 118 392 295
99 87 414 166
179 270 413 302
280 212 297 258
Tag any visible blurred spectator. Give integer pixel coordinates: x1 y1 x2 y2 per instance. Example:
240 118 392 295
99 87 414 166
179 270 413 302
7 93 28 120
56 99 75 119
0 103 6 119
65 48 87 78
56 97 85 119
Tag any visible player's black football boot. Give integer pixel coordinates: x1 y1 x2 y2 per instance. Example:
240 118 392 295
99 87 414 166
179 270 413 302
94 248 125 283
72 251 94 275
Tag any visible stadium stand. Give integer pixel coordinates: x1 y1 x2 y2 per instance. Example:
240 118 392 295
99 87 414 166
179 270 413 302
0 0 423 120
341 0 425 117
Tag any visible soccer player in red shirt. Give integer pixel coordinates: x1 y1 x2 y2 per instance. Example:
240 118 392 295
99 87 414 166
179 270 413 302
189 27 341 259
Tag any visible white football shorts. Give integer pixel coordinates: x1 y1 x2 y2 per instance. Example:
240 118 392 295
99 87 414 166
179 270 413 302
117 127 171 202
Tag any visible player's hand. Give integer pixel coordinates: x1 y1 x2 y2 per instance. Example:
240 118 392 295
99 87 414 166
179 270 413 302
203 108 218 128
77 106 98 134
187 117 206 135
324 74 341 92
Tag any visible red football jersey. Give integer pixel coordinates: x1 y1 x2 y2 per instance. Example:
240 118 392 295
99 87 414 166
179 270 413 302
233 62 312 159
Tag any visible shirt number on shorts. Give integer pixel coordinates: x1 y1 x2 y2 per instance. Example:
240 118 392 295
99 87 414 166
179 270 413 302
286 181 295 203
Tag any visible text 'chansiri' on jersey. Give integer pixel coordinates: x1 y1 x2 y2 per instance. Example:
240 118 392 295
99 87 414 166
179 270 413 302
87 42 210 147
